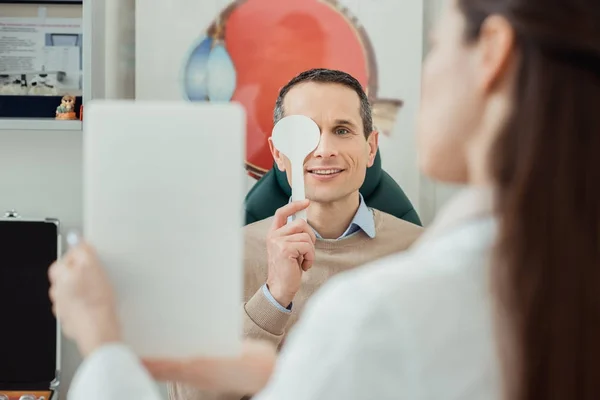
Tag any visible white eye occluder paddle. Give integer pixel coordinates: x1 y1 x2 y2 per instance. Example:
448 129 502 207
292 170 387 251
271 115 321 221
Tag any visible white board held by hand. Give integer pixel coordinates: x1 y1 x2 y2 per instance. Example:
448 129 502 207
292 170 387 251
83 101 245 359
271 115 320 221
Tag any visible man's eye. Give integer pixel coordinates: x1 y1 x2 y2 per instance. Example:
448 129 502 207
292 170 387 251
335 128 350 135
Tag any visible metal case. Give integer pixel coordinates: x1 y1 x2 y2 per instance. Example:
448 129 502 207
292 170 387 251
0 210 61 400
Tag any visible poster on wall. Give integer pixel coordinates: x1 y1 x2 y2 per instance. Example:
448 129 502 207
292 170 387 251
137 0 423 196
0 17 83 95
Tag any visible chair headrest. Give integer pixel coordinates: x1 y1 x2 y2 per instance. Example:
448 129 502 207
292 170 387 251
274 150 383 197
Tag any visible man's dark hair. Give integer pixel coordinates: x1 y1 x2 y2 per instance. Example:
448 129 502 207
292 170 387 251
273 68 373 137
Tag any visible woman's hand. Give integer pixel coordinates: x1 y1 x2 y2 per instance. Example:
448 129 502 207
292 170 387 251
143 340 277 395
48 241 121 357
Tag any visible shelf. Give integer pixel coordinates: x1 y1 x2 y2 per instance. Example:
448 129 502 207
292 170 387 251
0 118 82 131
0 95 83 120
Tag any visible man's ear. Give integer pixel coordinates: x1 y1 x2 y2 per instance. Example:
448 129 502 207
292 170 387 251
268 137 286 171
366 130 379 167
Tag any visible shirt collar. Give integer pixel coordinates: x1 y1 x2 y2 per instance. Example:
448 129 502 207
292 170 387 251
287 193 376 240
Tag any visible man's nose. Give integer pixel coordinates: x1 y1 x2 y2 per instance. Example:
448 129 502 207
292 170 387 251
312 132 338 158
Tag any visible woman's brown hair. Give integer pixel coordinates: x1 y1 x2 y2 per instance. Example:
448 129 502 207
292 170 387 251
458 0 600 399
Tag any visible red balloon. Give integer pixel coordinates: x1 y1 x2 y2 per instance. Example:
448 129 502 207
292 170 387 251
222 0 370 177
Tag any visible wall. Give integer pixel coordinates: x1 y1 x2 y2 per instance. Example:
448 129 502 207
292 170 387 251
104 0 135 99
136 0 425 210
0 0 452 398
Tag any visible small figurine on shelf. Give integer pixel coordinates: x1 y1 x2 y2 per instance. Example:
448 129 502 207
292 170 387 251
55 95 77 120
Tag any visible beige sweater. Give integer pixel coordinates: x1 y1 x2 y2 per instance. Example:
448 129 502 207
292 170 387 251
168 209 423 400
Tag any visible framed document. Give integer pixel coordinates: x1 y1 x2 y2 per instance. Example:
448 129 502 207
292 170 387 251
0 1 82 4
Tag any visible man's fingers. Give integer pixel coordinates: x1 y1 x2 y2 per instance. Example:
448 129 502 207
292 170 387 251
301 246 315 271
301 258 313 271
290 242 314 260
275 219 316 243
270 200 310 230
276 237 316 267
283 232 314 245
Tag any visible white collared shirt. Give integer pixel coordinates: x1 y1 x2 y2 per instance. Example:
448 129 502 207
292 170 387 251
254 188 501 399
67 188 502 400
285 193 376 240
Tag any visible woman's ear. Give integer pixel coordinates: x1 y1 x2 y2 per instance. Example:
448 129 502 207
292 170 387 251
476 15 516 93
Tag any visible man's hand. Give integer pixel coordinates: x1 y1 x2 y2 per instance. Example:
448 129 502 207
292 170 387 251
266 200 316 307
143 340 277 395
48 242 121 357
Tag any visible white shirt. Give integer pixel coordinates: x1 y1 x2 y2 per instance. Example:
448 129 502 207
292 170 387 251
68 188 501 400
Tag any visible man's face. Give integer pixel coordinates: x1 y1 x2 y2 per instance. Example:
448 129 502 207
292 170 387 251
270 82 378 204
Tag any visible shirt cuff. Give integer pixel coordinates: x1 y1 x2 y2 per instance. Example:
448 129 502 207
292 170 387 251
262 283 293 313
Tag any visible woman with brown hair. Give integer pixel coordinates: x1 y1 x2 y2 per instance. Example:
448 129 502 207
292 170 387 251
49 0 600 399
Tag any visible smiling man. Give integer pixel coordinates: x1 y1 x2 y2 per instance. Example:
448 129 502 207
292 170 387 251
169 68 423 400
